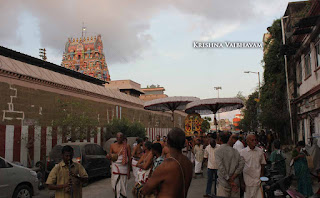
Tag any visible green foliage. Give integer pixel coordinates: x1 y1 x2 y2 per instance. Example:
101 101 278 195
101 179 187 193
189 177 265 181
238 91 259 132
260 19 290 143
204 116 212 121
201 119 211 133
104 118 146 140
236 91 246 102
53 99 99 140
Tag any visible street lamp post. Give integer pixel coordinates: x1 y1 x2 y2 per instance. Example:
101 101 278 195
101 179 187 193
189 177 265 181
214 86 222 131
244 71 260 99
244 71 261 132
281 16 294 143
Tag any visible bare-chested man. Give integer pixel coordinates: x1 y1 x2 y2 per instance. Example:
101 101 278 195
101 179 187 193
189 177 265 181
141 127 193 198
162 136 167 146
153 135 161 144
132 138 143 183
107 132 131 198
136 141 154 184
162 145 170 158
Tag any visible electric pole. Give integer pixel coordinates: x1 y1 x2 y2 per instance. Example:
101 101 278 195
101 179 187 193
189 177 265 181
39 48 47 61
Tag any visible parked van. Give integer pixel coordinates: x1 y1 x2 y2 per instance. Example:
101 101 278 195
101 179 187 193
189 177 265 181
0 157 39 198
46 142 111 178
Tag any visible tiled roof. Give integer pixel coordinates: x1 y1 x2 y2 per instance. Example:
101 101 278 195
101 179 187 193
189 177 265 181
0 47 144 106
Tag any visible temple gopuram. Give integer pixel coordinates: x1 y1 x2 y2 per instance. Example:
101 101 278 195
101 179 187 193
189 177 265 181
61 34 111 81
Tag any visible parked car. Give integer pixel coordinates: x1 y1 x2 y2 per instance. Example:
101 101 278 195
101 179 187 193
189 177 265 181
46 142 111 179
0 156 39 198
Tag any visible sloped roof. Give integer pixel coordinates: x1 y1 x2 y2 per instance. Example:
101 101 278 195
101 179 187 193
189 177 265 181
106 80 145 94
0 47 144 106
0 46 105 85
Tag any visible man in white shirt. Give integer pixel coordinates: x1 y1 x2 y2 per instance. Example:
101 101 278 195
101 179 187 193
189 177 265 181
233 135 244 153
203 138 220 197
193 138 204 178
240 134 266 198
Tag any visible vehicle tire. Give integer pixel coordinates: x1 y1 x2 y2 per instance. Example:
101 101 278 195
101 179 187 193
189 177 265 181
12 184 32 198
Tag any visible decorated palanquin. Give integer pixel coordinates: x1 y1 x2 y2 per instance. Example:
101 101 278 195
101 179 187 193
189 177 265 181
61 34 111 81
184 113 204 137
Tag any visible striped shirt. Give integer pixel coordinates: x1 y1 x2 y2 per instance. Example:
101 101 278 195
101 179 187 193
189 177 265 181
204 144 220 169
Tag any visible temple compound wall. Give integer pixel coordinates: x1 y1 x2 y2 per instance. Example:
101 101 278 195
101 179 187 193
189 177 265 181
0 46 185 166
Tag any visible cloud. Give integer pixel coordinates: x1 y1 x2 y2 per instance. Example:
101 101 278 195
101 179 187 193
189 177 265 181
199 23 240 41
0 0 290 64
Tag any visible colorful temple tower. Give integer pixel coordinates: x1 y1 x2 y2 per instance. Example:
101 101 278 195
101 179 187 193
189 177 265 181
61 34 111 81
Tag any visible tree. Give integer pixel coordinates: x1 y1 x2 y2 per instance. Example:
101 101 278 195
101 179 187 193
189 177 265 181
238 91 259 132
236 91 246 102
260 19 290 143
104 118 146 140
201 119 211 133
53 99 99 141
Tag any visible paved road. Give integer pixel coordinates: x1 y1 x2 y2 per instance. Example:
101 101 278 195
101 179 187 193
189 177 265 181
35 151 319 198
36 172 210 198
36 171 319 198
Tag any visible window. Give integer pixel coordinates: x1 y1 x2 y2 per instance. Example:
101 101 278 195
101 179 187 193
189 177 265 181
0 158 6 168
0 158 11 168
50 145 81 159
304 52 312 78
85 144 105 155
297 62 302 84
316 42 320 68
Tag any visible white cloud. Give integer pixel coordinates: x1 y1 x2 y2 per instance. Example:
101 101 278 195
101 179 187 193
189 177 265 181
200 23 240 41
0 0 290 64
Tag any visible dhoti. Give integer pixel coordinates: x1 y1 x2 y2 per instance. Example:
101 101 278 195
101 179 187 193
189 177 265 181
191 152 195 163
132 158 139 183
195 159 202 174
112 155 128 198
244 185 263 198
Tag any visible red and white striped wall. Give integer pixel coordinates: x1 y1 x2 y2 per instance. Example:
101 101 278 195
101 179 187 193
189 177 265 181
0 125 171 166
0 125 103 167
146 128 171 142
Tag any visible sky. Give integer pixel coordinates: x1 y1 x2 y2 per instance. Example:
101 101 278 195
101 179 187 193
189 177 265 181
0 0 298 121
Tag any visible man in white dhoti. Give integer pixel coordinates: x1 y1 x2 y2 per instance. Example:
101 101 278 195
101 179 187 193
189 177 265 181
132 138 143 183
240 134 266 198
108 132 131 198
193 138 204 178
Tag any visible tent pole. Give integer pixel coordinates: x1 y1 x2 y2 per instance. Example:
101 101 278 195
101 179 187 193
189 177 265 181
215 114 218 132
172 110 175 128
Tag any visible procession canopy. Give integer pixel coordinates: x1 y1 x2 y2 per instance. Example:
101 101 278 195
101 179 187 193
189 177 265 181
185 98 244 115
144 96 200 111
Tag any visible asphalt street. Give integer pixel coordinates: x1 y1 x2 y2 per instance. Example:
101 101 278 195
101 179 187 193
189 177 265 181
35 171 210 198
35 151 319 198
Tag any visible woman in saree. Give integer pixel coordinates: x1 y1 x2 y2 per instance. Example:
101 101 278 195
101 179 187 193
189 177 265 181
292 141 313 197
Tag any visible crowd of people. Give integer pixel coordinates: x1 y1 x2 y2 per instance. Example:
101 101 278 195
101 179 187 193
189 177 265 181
45 128 320 198
106 130 281 198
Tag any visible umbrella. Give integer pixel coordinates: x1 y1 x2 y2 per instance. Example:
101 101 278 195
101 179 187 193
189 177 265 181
185 98 244 131
144 96 200 126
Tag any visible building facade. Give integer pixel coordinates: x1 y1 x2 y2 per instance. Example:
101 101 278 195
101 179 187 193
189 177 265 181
106 80 145 98
283 0 320 144
61 35 111 81
139 85 168 101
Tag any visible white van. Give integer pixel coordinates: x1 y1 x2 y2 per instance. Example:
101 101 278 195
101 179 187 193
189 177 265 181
0 157 39 198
